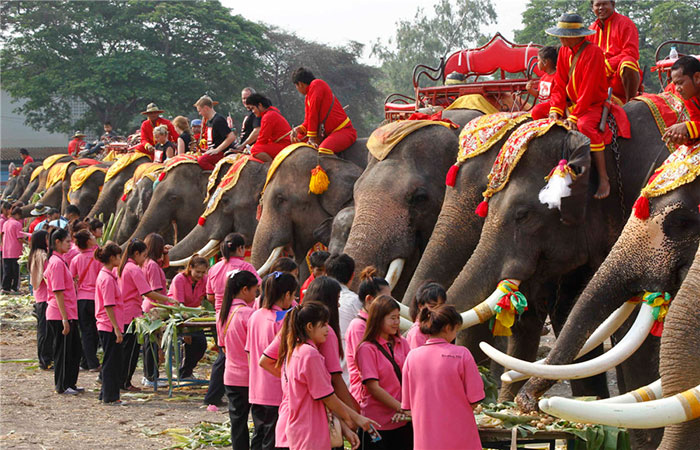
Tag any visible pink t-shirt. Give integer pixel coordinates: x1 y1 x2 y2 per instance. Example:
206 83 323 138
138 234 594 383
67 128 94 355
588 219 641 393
63 243 81 266
245 304 286 406
35 280 49 303
168 272 207 307
402 338 485 450
141 258 168 312
45 253 78 321
356 335 411 430
119 259 152 324
95 267 124 332
284 342 335 450
1 217 23 258
406 320 429 350
69 247 101 300
206 257 260 313
345 310 368 403
221 298 254 387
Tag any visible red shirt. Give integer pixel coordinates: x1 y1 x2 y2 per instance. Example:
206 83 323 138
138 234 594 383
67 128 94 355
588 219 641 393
550 40 609 122
250 106 292 159
23 155 34 165
140 117 179 150
300 79 352 138
68 138 85 156
587 11 640 76
537 72 556 102
666 84 700 140
299 274 314 303
28 216 44 234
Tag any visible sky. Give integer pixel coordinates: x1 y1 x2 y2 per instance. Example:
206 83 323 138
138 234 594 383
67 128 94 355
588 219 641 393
223 0 528 66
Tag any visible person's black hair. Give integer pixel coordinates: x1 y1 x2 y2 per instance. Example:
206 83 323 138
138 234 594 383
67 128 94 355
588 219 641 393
671 55 700 77
119 238 147 276
418 304 463 336
19 148 29 155
538 46 558 66
325 253 355 285
48 228 69 258
219 270 260 327
144 232 165 261
304 276 343 358
221 232 245 260
261 272 298 309
1 201 11 211
410 281 447 321
104 121 111 126
244 93 272 108
95 241 122 264
87 218 103 232
291 67 316 85
28 230 49 273
65 204 80 217
74 229 93 250
48 208 59 217
357 266 389 306
308 250 330 269
270 257 298 274
10 205 22 217
277 302 329 366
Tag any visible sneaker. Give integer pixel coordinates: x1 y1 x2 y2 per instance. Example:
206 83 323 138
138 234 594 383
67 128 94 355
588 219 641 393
73 386 85 393
59 388 80 395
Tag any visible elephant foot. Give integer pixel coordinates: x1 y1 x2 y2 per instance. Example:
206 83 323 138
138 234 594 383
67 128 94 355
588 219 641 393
515 378 556 413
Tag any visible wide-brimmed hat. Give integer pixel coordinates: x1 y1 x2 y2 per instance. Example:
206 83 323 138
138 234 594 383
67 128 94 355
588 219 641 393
141 103 165 115
546 13 595 38
72 131 86 138
31 203 51 216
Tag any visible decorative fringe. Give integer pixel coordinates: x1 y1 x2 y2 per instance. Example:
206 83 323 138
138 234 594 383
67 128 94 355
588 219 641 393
475 199 489 217
488 280 528 336
445 164 460 187
643 291 672 337
198 216 206 226
121 193 128 202
633 196 650 220
539 159 574 210
309 165 330 194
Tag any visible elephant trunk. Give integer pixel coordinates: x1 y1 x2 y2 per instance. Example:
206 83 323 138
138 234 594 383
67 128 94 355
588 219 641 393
169 223 217 263
18 179 39 204
250 213 292 272
88 182 119 218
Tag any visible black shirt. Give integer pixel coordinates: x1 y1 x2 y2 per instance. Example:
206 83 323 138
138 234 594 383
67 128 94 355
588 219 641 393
238 110 261 146
154 141 176 163
206 113 232 150
178 131 192 152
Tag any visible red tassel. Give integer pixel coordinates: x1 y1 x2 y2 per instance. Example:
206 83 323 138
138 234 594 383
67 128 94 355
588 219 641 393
445 164 459 187
121 193 127 202
633 196 649 220
475 200 489 218
198 216 206 226
158 172 166 182
256 203 263 221
650 321 664 337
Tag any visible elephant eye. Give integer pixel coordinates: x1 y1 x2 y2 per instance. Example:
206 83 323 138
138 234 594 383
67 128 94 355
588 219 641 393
663 207 700 241
408 187 429 205
514 208 529 222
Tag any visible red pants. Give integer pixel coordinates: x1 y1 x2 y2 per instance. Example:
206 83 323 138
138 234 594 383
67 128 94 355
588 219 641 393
197 151 225 170
318 125 357 153
531 101 550 120
532 102 607 151
609 57 640 101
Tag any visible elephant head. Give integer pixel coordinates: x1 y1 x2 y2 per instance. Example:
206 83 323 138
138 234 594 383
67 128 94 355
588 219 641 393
88 155 150 219
7 162 41 201
67 165 109 217
20 160 81 218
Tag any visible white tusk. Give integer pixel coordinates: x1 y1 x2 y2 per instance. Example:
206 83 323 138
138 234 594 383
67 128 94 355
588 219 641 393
394 299 412 320
481 302 655 380
168 256 191 267
501 300 639 382
459 279 521 330
594 379 662 404
168 239 221 267
539 383 700 428
399 316 413 332
386 258 405 291
256 246 284 276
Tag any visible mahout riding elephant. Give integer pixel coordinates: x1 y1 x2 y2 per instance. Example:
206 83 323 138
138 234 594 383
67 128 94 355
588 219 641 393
88 154 151 219
5 162 41 201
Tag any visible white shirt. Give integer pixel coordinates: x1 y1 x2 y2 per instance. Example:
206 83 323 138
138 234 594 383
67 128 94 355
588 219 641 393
338 283 362 383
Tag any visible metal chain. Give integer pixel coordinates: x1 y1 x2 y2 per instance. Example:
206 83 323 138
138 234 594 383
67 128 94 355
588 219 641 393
607 113 626 219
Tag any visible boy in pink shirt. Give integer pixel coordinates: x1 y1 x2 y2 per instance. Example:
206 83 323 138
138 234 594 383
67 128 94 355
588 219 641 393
69 230 101 371
2 206 26 293
405 282 446 350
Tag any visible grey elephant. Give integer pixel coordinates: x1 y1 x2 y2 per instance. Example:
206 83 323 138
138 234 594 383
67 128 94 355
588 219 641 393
88 153 151 219
4 161 41 201
113 176 155 244
20 160 83 217
67 165 111 217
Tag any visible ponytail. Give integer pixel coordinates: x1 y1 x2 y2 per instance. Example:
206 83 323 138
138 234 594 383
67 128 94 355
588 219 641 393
95 241 122 264
418 304 462 336
261 272 298 309
221 232 245 260
119 238 147 276
357 266 389 306
219 270 259 327
277 302 329 367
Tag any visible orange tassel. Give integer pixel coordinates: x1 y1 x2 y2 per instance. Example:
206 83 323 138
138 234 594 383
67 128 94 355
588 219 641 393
475 200 489 217
445 164 459 187
309 165 330 194
633 196 649 220
198 216 206 226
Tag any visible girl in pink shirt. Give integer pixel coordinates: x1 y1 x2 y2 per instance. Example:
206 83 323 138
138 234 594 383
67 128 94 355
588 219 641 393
346 267 390 403
44 228 82 394
94 242 125 404
356 295 412 449
70 229 101 371
245 272 297 450
1 207 26 293
401 305 485 450
29 230 53 370
405 282 446 350
220 270 259 450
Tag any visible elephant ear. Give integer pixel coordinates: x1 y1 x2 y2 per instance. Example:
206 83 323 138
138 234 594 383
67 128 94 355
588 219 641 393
316 156 362 217
558 130 591 226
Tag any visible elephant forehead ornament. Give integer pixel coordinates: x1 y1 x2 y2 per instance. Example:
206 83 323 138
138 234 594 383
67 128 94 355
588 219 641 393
198 154 251 226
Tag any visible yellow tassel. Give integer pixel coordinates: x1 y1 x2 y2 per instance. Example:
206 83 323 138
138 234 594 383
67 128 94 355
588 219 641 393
309 165 330 194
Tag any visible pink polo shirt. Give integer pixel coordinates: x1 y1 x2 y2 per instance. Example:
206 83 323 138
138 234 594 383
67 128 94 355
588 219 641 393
35 279 49 303
1 217 23 258
345 309 368 402
220 298 254 387
406 320 429 350
356 335 410 430
95 267 124 332
206 257 261 313
245 304 286 406
168 272 207 307
69 247 101 300
63 243 81 266
402 338 485 450
284 342 335 450
45 253 78 321
119 259 152 325
141 258 167 313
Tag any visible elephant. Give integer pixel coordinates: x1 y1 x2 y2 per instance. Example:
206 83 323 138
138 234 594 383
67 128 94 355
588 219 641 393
17 155 74 204
2 175 17 201
88 155 151 219
67 165 110 217
250 145 364 281
20 161 84 217
113 176 155 244
343 109 483 297
4 162 41 201
328 206 355 255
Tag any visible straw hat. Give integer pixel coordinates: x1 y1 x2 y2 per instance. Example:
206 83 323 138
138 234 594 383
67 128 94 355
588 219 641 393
72 131 86 138
31 203 51 216
545 12 595 38
141 103 165 115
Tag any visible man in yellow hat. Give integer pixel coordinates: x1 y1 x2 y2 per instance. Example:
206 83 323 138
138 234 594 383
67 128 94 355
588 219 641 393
135 103 179 159
68 131 86 157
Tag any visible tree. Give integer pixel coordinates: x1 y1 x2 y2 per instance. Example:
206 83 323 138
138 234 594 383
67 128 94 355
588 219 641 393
0 1 267 135
372 0 497 96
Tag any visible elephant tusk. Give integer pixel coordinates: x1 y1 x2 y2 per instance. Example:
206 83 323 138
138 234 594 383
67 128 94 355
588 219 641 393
256 246 284 276
399 316 413 332
539 383 700 429
385 258 405 291
459 279 521 331
480 302 655 380
594 379 662 404
169 256 192 267
169 239 220 267
501 300 640 383
394 299 412 320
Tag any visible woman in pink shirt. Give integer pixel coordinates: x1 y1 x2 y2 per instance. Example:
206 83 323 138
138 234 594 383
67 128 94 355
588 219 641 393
69 229 101 371
245 272 297 450
405 282 446 350
169 255 209 379
401 305 485 450
94 242 125 404
1 206 26 293
204 232 260 407
219 270 259 450
63 219 87 267
345 267 390 404
44 228 82 394
278 301 377 450
29 230 53 370
356 295 412 449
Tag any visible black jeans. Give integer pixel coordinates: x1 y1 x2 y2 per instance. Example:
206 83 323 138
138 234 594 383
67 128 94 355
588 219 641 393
358 423 413 450
99 330 122 403
180 331 207 378
204 348 226 405
48 319 81 393
250 404 278 450
120 330 140 389
2 258 19 291
225 385 251 450
77 300 100 370
35 302 54 369
143 333 160 382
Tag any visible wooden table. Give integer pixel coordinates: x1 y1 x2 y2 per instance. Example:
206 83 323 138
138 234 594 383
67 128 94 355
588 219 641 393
479 428 574 449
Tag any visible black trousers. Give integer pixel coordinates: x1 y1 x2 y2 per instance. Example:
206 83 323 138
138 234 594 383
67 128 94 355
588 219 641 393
225 385 251 450
120 330 140 389
204 348 226 405
143 333 160 382
77 299 100 370
358 423 413 450
250 404 278 450
99 330 122 403
180 331 207 378
35 302 54 369
2 258 19 291
48 319 81 393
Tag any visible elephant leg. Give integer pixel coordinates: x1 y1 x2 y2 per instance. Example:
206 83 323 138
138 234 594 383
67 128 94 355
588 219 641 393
498 310 545 401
